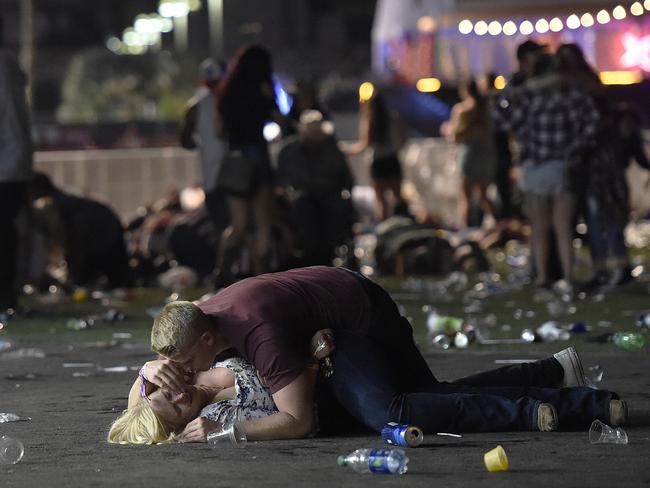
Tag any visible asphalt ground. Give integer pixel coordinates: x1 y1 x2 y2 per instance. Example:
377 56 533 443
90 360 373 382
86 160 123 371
1 338 649 488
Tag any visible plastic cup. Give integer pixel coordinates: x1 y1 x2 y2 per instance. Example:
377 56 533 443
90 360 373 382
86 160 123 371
0 436 24 464
589 420 628 445
207 422 247 448
483 445 509 472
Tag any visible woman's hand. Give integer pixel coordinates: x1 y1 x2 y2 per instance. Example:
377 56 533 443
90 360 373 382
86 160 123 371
141 359 186 394
310 329 335 360
178 417 222 443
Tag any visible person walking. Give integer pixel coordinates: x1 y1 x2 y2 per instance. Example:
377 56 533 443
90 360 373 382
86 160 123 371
0 18 33 314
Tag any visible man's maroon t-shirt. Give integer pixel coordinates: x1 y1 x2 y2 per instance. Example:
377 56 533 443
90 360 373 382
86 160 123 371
198 266 370 394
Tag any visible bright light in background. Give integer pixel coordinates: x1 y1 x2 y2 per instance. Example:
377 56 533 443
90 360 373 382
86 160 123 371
567 14 581 29
417 16 437 33
631 2 644 15
273 77 293 116
416 77 441 93
488 21 502 36
159 0 190 18
549 17 563 32
187 0 201 11
646 0 650 10
106 36 122 53
535 19 549 33
134 14 164 34
613 5 627 19
160 18 173 32
597 9 611 24
599 70 642 85
580 13 595 27
123 28 143 46
359 82 374 102
263 122 282 142
503 21 517 36
519 20 534 35
620 32 650 71
458 19 473 34
494 75 507 90
474 20 488 35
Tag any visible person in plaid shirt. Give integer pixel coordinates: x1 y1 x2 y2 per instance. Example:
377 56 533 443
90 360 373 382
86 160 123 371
493 53 600 289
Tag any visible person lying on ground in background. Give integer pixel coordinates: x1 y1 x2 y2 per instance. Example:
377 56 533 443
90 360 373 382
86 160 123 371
107 329 333 444
135 266 628 442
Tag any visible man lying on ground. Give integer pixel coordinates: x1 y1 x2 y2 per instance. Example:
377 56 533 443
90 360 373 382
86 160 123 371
116 266 627 443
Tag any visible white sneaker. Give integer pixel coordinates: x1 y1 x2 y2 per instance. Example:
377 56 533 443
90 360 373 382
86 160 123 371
553 346 586 387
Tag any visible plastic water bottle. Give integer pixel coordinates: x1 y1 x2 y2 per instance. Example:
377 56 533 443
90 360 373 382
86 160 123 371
611 332 646 350
337 448 409 474
0 436 24 464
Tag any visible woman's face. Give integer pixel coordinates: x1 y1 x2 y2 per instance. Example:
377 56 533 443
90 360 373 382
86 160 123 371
148 385 204 431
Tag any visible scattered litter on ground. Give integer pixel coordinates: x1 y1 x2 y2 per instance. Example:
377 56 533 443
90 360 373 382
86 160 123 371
0 348 45 360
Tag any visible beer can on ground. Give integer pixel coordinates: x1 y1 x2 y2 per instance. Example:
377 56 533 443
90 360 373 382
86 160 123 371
381 422 424 447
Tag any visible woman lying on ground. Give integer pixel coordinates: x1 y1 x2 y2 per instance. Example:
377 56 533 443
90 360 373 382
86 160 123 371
107 330 333 444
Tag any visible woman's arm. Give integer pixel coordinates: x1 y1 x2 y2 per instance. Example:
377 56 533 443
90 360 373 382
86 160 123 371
340 112 370 155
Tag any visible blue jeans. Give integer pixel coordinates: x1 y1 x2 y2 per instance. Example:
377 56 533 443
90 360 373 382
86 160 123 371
319 273 613 433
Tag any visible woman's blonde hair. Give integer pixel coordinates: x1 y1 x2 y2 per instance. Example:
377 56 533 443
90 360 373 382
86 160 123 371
107 401 177 445
151 301 212 357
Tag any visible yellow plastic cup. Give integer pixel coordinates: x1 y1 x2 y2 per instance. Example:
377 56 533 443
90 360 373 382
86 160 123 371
484 445 509 472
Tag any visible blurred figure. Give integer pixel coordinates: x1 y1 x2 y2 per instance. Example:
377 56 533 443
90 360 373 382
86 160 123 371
442 78 496 228
494 53 600 288
180 58 229 254
555 43 602 94
343 91 406 221
512 40 546 86
276 110 355 266
0 17 33 312
286 79 329 132
215 44 282 286
480 72 515 220
584 106 650 289
493 40 562 284
29 172 131 290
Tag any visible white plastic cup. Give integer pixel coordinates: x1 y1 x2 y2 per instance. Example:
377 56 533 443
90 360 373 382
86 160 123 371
589 420 628 445
0 436 24 464
207 422 247 448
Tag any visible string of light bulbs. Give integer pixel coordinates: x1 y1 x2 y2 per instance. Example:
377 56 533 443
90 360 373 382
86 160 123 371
457 1 650 36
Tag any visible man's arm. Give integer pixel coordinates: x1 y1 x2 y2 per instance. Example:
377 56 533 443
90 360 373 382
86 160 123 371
239 370 317 440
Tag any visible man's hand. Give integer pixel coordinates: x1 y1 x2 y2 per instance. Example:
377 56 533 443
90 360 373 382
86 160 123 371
141 359 187 394
310 329 335 360
178 417 222 443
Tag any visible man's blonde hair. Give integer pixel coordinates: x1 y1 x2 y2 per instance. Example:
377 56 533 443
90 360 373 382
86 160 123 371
151 301 213 357
107 401 176 445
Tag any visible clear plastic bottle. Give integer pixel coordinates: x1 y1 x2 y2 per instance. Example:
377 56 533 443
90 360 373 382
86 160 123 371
612 332 646 350
337 448 409 474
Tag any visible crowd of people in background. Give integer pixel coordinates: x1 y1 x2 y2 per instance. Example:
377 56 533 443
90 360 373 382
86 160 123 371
1 36 650 315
